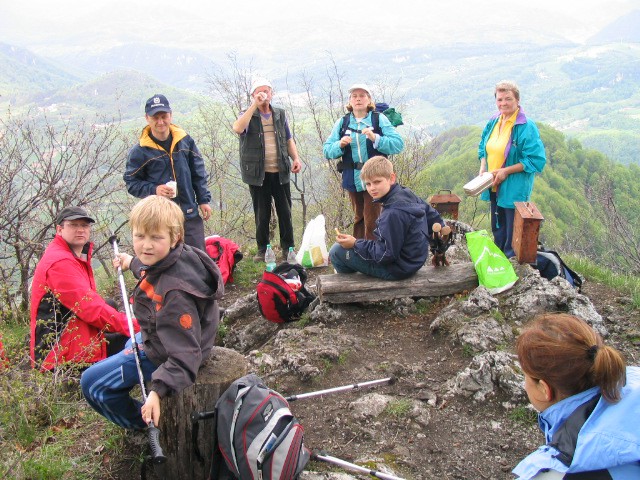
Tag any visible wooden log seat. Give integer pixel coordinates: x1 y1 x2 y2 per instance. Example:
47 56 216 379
317 262 478 304
151 346 248 480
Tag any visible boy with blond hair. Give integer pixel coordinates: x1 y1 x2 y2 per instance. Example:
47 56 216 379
330 156 444 280
81 195 223 430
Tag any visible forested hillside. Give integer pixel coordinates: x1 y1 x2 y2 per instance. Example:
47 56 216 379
414 125 640 275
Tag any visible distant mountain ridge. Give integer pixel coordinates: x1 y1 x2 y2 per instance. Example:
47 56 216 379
1 10 639 165
0 42 77 101
588 9 640 44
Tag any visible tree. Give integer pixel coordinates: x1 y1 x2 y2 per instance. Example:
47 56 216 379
0 110 132 315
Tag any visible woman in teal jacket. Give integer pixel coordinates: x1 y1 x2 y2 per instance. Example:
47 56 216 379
478 81 546 257
515 313 640 479
324 84 404 240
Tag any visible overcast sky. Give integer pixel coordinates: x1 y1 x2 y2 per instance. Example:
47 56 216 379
1 0 637 57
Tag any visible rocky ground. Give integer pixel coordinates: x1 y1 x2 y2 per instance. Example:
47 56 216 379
105 236 640 480
206 241 640 480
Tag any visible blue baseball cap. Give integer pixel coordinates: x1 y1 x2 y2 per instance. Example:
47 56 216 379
145 94 172 116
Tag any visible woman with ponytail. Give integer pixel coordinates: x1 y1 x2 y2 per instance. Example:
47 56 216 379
513 313 640 479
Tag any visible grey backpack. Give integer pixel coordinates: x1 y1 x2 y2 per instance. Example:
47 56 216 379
210 374 310 480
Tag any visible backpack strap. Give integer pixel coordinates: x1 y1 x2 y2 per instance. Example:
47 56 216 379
541 248 583 292
339 113 351 137
550 250 583 292
261 279 295 303
211 241 223 263
371 110 380 134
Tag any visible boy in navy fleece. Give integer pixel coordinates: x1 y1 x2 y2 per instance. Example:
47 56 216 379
330 156 444 280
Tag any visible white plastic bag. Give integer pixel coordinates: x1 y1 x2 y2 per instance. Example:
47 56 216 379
296 215 329 268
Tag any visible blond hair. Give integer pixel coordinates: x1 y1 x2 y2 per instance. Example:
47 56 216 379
494 80 520 102
360 156 394 181
346 103 375 113
129 195 184 245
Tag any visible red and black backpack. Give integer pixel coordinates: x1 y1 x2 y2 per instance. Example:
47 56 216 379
257 263 315 323
205 236 243 285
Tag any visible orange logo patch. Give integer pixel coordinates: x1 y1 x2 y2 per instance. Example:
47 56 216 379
179 314 193 329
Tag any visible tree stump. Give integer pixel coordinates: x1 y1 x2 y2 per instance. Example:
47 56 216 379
148 346 248 480
317 262 479 304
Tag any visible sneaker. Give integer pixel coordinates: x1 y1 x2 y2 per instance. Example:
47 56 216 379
253 251 266 262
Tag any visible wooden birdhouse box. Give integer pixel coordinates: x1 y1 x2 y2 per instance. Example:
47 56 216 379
429 190 462 220
513 202 544 264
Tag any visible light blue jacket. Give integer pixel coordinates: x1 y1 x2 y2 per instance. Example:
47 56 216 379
478 109 546 209
513 366 640 479
323 111 404 192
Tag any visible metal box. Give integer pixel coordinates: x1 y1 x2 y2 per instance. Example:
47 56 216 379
513 202 544 264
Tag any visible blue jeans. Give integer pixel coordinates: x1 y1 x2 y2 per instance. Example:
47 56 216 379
490 191 516 258
80 333 157 430
329 243 398 280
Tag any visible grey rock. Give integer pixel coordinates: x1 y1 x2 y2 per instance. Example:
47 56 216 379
349 393 393 419
223 317 279 353
504 265 607 336
456 316 514 352
310 302 344 323
448 351 524 401
222 293 259 323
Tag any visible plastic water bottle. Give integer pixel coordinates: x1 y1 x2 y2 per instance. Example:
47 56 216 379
265 244 276 272
286 246 297 264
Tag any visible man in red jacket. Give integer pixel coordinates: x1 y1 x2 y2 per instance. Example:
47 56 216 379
30 206 134 371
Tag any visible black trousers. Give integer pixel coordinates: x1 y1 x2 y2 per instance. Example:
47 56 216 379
249 172 294 252
184 215 206 252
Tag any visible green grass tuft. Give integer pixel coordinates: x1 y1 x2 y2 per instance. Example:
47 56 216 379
566 254 640 308
508 406 538 425
384 398 413 417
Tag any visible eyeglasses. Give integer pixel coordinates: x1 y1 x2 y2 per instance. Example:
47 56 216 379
64 222 92 230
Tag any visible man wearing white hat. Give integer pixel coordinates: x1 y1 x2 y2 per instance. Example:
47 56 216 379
233 78 302 261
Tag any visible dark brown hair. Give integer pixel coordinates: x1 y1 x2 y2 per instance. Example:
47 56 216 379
516 313 626 402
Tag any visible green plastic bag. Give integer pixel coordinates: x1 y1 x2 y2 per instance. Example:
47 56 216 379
465 230 518 294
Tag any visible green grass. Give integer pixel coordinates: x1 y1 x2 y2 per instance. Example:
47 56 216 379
566 254 640 308
508 406 538 425
462 344 475 358
293 312 312 328
0 314 131 480
490 309 505 323
384 398 413 418
232 256 265 288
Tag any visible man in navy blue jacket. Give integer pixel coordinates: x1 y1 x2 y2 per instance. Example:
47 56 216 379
124 94 212 251
330 156 444 280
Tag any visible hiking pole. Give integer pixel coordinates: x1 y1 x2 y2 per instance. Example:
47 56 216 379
285 377 395 402
109 235 166 465
312 451 406 480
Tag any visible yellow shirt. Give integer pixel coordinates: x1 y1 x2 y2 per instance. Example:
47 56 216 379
486 108 519 173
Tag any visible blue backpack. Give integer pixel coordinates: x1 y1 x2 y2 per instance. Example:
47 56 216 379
535 248 582 291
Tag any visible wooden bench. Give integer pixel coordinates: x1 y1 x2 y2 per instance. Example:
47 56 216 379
316 262 478 304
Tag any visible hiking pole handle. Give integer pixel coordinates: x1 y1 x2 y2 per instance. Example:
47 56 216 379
147 422 167 464
286 377 395 402
109 236 136 329
312 452 405 480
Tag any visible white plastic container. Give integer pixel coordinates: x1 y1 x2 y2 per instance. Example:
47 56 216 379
463 172 494 197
